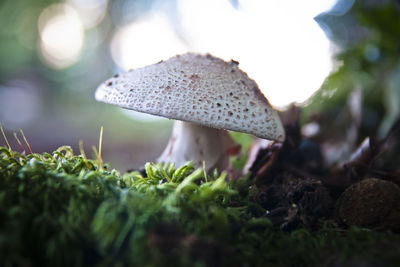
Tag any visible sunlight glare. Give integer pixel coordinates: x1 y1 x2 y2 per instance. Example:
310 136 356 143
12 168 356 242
178 0 336 107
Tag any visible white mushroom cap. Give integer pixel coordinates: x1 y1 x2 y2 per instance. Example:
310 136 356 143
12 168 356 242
95 53 285 142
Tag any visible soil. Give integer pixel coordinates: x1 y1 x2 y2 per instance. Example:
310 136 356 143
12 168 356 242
247 106 400 232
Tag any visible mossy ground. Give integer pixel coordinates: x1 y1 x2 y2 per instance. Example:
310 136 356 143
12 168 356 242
1 145 400 267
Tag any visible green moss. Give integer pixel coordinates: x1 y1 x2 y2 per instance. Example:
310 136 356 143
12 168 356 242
0 146 399 266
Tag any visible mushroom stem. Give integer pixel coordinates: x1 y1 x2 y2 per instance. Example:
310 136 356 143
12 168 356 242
157 121 241 171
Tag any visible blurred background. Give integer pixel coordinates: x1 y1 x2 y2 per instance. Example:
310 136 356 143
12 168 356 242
0 0 399 171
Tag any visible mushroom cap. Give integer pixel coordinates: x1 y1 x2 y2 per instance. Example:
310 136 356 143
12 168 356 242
95 53 285 141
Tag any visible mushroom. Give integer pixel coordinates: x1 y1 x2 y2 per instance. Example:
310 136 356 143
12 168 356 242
95 53 285 171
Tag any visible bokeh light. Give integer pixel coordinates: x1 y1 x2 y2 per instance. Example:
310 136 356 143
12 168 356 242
110 12 189 71
38 3 84 69
67 0 108 29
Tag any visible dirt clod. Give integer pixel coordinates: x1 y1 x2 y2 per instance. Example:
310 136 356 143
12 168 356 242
336 178 400 230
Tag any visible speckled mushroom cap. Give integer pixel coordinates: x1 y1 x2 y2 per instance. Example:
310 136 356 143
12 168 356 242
95 53 285 141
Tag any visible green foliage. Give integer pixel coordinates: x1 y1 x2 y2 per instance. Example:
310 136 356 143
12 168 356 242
1 146 400 266
304 1 400 138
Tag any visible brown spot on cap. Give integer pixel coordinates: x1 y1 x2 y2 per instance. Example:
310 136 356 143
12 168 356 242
190 74 200 80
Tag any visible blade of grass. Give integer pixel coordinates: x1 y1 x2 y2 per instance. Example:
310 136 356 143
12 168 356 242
92 146 99 159
0 123 12 152
19 128 33 154
79 140 92 170
13 132 25 153
98 126 104 170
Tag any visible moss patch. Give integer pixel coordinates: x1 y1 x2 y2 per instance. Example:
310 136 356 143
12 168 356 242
1 146 400 266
